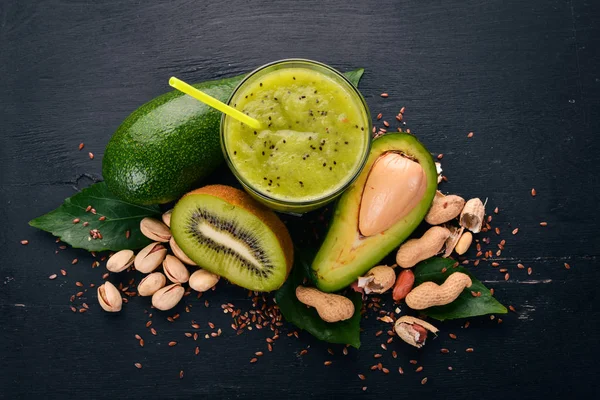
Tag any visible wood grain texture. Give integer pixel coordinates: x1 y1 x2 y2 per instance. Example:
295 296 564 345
1 0 600 398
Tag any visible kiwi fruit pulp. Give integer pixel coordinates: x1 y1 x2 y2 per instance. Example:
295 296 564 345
170 185 293 292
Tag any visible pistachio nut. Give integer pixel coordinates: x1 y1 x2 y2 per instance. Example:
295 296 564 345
163 255 190 284
359 152 427 237
357 265 396 294
151 283 185 311
394 315 438 348
162 209 173 227
189 269 220 292
134 242 168 273
97 281 122 312
138 272 167 296
140 217 171 242
169 237 196 266
106 249 135 273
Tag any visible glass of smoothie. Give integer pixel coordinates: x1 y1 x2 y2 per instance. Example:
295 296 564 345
221 59 372 213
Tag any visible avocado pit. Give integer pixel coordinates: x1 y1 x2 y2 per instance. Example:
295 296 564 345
358 152 427 237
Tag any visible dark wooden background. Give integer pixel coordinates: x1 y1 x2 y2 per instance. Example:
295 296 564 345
1 0 599 399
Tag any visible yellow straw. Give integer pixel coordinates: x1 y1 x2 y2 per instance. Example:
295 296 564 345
169 76 262 130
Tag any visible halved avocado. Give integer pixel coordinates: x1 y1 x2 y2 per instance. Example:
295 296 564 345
312 133 437 292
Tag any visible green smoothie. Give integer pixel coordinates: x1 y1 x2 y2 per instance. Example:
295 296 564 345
222 62 370 211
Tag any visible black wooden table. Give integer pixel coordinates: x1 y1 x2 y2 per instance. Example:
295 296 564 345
1 1 599 399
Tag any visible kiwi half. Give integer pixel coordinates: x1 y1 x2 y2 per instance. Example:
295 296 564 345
170 185 293 292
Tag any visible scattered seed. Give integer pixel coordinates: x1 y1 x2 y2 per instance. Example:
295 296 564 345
195 347 200 355
415 366 424 372
358 374 366 381
72 218 80 224
504 273 510 281
391 350 397 358
125 230 131 239
441 348 449 354
449 333 457 339
564 262 571 270
509 305 516 312
540 222 548 226
527 267 533 275
70 306 77 313
71 258 78 265
467 131 474 138
362 387 367 392
168 342 177 347
99 216 106 221
382 368 390 374
373 354 382 359
150 328 157 335
375 330 383 337
343 347 348 356
250 358 258 363
421 377 428 385
48 274 57 280
448 366 453 371
531 188 537 197
466 348 474 352
134 363 142 369
494 207 499 214
179 370 184 379
78 143 85 150
60 269 67 276
398 367 404 375
20 240 29 245
376 113 382 120
409 360 417 365
383 120 390 127
324 361 332 366
88 152 94 160
380 93 389 98
495 227 500 235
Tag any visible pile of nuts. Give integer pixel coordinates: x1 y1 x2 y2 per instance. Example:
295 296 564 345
295 191 484 348
97 213 220 313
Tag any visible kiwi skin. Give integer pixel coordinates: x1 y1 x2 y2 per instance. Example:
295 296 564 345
183 185 294 281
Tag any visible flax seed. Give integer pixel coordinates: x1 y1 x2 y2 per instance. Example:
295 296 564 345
398 367 404 375
441 348 449 354
324 361 332 366
509 305 516 312
195 346 200 355
99 216 106 221
527 267 532 275
60 269 67 276
139 339 144 347
88 152 94 160
267 343 273 352
421 377 428 385
370 365 378 371
250 358 258 363
540 222 548 226
373 354 382 359
410 359 417 365
48 274 57 280
490 288 495 295
415 366 423 372
376 113 382 120
358 374 366 380
134 363 142 369
343 347 348 356
466 348 474 352
179 370 184 379
383 120 390 127
382 368 390 374
151 328 157 335
449 333 457 339
531 188 537 197
504 273 510 281
255 351 263 357
467 131 474 138
396 114 403 122
20 239 29 245
392 350 397 358
380 93 389 98
78 142 85 150
564 262 571 270
499 268 508 273
375 330 383 337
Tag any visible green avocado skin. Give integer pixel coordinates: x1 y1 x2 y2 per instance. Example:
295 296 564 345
102 75 245 205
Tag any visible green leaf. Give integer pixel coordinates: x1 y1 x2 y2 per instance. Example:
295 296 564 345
275 250 362 348
413 257 508 321
344 68 364 87
29 182 161 252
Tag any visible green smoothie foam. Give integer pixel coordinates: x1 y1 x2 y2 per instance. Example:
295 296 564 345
223 66 369 204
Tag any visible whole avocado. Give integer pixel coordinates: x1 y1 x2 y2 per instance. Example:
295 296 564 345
102 75 245 205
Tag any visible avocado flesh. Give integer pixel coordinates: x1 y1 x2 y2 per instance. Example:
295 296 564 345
311 133 437 292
